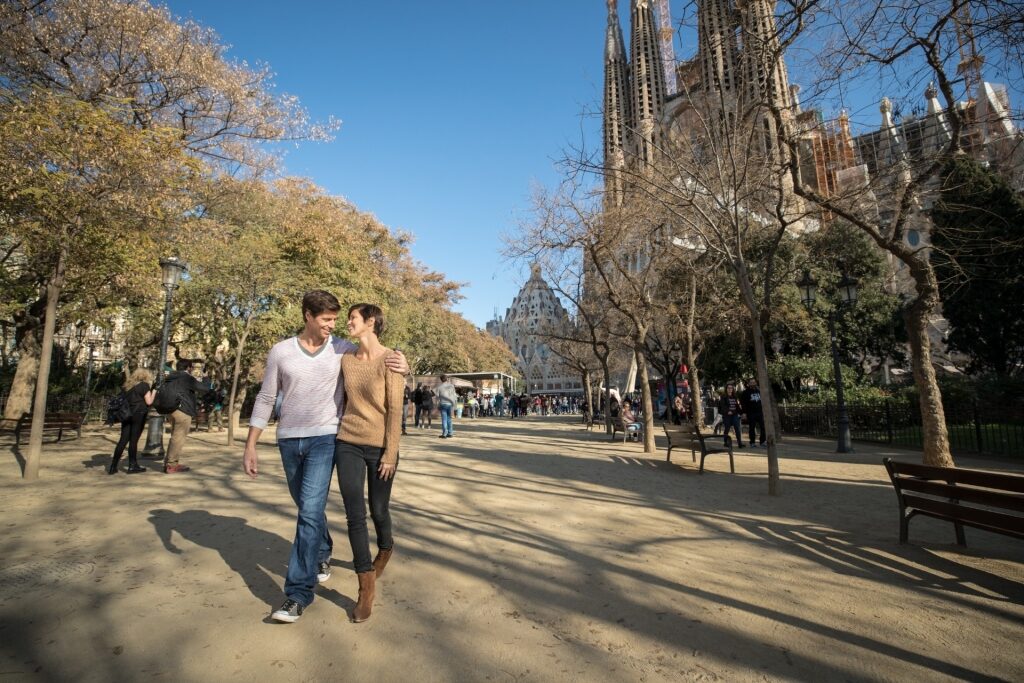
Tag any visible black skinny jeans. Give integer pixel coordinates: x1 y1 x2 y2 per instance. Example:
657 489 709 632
111 411 147 467
335 441 395 574
748 412 766 445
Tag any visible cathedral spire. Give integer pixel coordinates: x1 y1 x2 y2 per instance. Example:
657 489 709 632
604 0 632 205
630 0 667 169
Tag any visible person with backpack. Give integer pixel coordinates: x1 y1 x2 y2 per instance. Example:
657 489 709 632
155 359 211 473
107 368 156 475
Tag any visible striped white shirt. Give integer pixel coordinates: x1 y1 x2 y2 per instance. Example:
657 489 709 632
249 336 356 439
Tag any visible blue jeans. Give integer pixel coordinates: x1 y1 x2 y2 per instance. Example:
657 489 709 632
723 414 743 446
279 434 336 607
439 403 454 435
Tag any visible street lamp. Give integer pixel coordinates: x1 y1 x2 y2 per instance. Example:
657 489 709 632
144 256 188 457
797 268 859 453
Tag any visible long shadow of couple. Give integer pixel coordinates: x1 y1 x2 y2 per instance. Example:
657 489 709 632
147 509 355 618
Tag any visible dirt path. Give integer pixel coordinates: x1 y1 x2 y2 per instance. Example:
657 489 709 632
1 417 1022 682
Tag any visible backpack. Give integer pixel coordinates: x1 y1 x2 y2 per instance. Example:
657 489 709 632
106 392 133 425
153 378 182 415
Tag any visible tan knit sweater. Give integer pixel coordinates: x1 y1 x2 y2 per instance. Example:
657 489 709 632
337 352 404 464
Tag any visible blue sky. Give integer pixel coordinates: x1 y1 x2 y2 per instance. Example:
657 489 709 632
161 0 641 328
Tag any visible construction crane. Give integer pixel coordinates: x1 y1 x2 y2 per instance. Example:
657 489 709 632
953 0 984 102
655 0 678 96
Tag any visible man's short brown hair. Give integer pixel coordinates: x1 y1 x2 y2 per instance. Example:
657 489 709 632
302 290 341 319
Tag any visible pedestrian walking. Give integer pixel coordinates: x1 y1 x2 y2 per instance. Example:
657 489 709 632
718 382 745 447
437 374 457 438
107 368 155 475
740 378 766 447
335 303 404 623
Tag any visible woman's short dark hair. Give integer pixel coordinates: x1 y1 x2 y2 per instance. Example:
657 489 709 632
348 303 385 336
302 290 341 319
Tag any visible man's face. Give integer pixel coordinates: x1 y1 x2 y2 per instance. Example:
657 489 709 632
305 310 338 339
748 380 757 389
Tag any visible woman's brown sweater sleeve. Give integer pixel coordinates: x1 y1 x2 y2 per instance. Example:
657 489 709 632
382 366 404 464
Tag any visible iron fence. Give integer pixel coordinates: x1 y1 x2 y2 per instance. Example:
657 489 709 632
779 400 1024 457
0 392 110 425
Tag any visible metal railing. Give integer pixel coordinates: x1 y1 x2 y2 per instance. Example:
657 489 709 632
0 392 110 424
779 400 1024 457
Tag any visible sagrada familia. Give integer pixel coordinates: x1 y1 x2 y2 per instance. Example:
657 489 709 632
489 0 1020 394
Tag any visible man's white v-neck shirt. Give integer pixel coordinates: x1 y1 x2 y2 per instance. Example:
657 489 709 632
249 335 356 439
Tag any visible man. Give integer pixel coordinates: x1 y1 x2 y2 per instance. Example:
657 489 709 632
242 290 407 623
436 374 457 438
162 359 211 474
740 377 766 447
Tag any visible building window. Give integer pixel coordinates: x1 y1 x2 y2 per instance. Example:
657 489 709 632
906 229 921 247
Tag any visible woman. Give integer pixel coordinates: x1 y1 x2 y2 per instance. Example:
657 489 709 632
335 304 403 623
718 382 744 447
672 394 688 425
108 368 155 474
622 400 642 441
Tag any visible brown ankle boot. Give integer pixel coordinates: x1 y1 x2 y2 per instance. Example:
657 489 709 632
373 548 393 578
352 571 376 623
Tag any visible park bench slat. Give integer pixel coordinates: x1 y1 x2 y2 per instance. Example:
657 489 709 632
896 478 1024 513
901 495 1024 538
888 460 1024 493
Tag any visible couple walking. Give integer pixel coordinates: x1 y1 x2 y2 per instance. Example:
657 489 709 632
243 291 407 623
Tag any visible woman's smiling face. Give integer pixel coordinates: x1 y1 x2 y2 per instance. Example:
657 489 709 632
347 309 374 337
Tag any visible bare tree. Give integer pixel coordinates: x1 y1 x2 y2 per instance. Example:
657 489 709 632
765 0 1024 467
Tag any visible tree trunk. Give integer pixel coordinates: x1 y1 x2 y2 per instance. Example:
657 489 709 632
904 300 955 467
227 317 253 445
24 249 67 480
2 306 44 424
601 359 612 434
736 261 780 495
582 369 593 426
688 365 704 427
635 346 656 453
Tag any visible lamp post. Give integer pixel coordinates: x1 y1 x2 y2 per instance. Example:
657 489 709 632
797 268 859 453
144 257 187 456
84 342 97 393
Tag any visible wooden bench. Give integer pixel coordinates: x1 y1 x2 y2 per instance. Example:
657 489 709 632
15 412 85 445
884 458 1024 545
664 422 735 474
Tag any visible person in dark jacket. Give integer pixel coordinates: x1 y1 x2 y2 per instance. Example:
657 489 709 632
108 368 156 474
740 378 766 447
162 359 212 473
718 382 744 447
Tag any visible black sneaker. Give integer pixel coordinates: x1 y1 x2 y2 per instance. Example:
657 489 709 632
271 599 303 623
317 561 331 583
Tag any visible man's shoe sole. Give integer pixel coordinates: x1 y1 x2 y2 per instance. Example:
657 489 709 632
271 612 301 623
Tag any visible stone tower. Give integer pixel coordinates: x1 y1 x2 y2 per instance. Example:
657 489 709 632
487 264 581 395
629 0 667 169
697 0 740 96
603 0 632 207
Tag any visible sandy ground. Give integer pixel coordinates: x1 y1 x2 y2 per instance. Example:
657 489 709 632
0 415 1022 683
